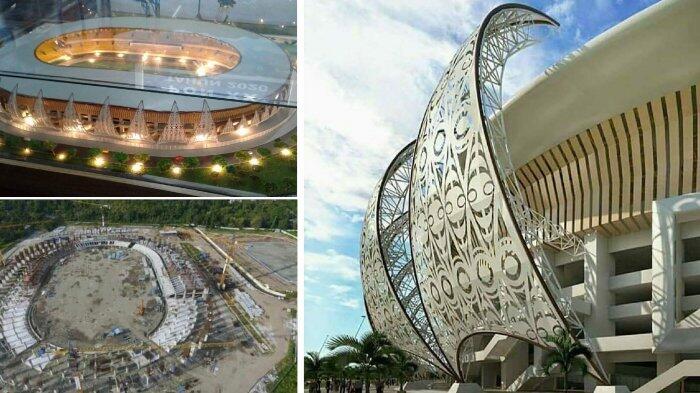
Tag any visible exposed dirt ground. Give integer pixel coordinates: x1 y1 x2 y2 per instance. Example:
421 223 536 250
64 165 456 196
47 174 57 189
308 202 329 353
210 231 298 293
184 229 297 392
245 240 297 283
34 247 162 347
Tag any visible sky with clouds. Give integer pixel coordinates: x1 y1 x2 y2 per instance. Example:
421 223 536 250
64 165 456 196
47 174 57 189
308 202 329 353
303 0 660 354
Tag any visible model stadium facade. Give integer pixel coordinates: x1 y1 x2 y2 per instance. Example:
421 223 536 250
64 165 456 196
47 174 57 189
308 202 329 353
0 17 295 157
360 0 700 391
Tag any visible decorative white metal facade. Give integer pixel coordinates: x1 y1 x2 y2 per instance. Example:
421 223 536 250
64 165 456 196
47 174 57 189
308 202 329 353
62 93 86 133
191 100 216 143
359 4 607 383
0 78 289 154
32 90 52 128
8 85 22 122
94 98 120 138
158 102 188 144
127 100 152 142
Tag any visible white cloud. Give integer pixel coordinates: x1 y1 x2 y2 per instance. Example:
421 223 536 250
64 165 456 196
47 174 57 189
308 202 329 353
329 284 353 295
304 0 553 243
545 0 576 26
339 298 361 309
305 249 360 281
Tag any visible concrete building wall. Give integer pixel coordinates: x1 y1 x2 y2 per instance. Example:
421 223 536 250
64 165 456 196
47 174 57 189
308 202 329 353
470 194 700 391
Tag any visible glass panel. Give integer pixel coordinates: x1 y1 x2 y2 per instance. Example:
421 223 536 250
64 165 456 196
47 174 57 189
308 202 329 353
0 0 297 106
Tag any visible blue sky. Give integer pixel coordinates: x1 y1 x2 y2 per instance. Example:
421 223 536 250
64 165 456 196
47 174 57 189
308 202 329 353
303 0 660 354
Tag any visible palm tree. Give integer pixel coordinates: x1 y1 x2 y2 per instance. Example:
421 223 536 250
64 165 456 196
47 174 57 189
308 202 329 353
542 332 592 392
389 349 418 392
327 332 394 393
321 353 346 389
304 351 325 393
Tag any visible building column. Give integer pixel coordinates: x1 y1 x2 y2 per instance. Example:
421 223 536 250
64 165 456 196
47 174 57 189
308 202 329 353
500 341 528 389
480 362 498 389
584 232 615 337
657 354 680 393
651 200 680 349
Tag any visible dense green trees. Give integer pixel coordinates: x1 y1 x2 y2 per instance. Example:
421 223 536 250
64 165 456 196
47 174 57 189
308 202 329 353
0 200 296 248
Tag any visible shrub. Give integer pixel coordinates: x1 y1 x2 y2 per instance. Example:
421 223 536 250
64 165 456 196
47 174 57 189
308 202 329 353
66 148 78 159
212 155 228 166
111 152 129 164
86 148 102 158
226 164 236 174
157 158 173 173
42 140 57 152
273 140 287 148
183 156 199 168
133 154 150 163
257 147 271 157
234 151 249 160
4 134 22 149
28 140 43 150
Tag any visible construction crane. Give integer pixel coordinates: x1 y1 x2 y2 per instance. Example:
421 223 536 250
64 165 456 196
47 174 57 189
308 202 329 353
218 241 238 290
74 201 111 227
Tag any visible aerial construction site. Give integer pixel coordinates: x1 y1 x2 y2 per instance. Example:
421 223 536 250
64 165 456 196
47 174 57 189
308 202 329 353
0 201 297 392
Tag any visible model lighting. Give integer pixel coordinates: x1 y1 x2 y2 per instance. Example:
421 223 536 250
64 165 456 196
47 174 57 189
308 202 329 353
94 52 101 57
249 157 260 166
23 115 36 127
236 127 249 136
142 53 149 62
280 148 291 157
22 147 31 155
211 164 223 174
179 58 187 64
154 56 162 64
171 165 182 176
130 162 144 174
56 152 67 161
93 155 106 168
88 58 96 63
196 65 207 77
117 53 125 58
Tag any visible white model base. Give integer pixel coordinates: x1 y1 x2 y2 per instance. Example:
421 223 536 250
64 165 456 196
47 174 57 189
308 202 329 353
594 386 631 393
447 383 483 393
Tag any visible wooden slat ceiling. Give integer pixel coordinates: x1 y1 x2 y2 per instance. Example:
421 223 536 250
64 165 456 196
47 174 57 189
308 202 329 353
516 84 699 236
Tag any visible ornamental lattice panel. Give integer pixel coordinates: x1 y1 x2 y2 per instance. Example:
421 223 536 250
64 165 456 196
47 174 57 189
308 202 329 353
359 4 607 382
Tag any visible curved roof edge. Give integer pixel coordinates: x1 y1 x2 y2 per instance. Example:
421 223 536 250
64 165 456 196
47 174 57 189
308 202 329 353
503 0 700 167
